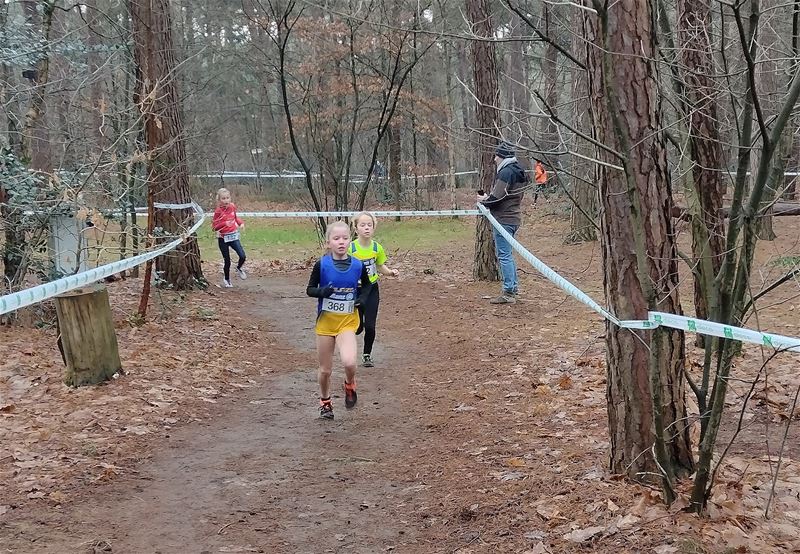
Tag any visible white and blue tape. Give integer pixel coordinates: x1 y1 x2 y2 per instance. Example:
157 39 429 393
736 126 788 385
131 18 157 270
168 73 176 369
236 209 479 218
477 204 620 324
0 202 205 316
476 204 800 353
3 204 800 355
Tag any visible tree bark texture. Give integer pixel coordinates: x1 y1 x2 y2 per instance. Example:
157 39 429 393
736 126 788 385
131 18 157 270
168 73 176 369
678 0 726 343
20 0 54 171
540 4 560 162
444 41 458 209
56 284 122 387
0 0 24 291
130 0 203 289
587 0 693 479
466 0 499 281
506 13 530 146
568 11 597 243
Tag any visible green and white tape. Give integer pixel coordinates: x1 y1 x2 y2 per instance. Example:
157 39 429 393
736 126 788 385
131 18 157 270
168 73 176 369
476 204 800 353
625 312 800 353
4 203 800 355
0 202 205 316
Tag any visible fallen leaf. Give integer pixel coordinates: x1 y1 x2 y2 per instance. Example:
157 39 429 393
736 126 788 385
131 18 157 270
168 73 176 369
453 404 476 412
506 457 526 468
0 404 15 413
536 505 560 521
0 506 9 516
563 525 604 543
607 499 620 513
630 491 655 516
523 531 546 541
653 546 678 554
335 533 346 541
612 514 640 531
27 491 46 499
720 524 749 549
48 490 67 504
521 543 549 554
558 375 573 389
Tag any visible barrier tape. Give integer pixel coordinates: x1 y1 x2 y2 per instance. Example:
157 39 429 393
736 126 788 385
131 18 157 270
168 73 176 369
476 204 800 353
4 203 800 355
236 209 480 218
0 202 205 316
477 205 620 324
623 312 800 353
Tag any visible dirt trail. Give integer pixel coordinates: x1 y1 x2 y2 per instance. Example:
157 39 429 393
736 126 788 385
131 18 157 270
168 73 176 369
3 276 434 553
6 215 800 553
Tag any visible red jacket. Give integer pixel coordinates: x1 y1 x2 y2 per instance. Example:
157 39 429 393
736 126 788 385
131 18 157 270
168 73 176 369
212 203 243 235
534 161 548 184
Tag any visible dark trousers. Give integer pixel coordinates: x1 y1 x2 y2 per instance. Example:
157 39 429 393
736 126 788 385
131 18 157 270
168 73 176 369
362 283 380 355
218 238 246 280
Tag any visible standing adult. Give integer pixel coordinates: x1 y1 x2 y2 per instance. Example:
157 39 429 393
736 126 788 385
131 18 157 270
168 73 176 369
477 142 529 304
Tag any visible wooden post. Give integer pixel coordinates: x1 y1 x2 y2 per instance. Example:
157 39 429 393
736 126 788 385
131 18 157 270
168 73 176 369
55 284 122 387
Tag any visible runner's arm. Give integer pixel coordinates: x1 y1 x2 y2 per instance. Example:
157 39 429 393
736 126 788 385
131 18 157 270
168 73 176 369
306 261 334 298
355 265 373 306
211 208 224 231
377 264 398 276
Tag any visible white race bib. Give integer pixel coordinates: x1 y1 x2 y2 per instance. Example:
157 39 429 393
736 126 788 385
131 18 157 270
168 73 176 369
223 231 240 243
365 258 377 278
321 298 355 314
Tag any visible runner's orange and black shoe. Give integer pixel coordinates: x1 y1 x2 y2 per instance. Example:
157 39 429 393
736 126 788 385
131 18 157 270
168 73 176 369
343 381 357 409
319 398 334 420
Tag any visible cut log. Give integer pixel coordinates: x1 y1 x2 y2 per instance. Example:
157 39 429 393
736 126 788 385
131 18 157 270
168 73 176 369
55 284 122 387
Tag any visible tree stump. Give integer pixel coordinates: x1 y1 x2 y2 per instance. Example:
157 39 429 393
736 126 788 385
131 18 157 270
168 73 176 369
55 284 122 387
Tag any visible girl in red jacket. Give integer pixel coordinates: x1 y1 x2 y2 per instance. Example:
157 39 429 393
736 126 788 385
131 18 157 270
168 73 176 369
211 188 247 288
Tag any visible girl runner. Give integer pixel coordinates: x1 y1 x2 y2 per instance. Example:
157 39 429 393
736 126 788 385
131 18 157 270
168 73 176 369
211 188 247 288
306 221 373 420
350 212 398 367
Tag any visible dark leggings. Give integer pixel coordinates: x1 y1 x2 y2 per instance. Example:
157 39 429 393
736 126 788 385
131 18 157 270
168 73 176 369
218 238 246 280
362 283 380 355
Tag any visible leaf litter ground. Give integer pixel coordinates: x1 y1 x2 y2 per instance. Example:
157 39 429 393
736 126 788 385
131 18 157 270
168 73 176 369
1 210 800 552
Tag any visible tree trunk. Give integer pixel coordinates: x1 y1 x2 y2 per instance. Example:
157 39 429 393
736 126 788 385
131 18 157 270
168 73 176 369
0 1 25 291
20 0 54 171
754 0 782 241
457 46 473 170
540 4 560 163
678 0 726 346
0 0 19 147
445 41 459 210
466 0 500 281
587 0 693 486
567 177 597 243
56 284 122 387
130 0 203 289
84 0 107 154
388 123 401 220
506 14 530 144
567 11 597 243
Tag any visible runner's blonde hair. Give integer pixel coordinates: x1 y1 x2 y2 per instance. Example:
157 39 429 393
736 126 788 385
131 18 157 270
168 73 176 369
325 220 351 242
216 187 231 202
351 211 377 233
